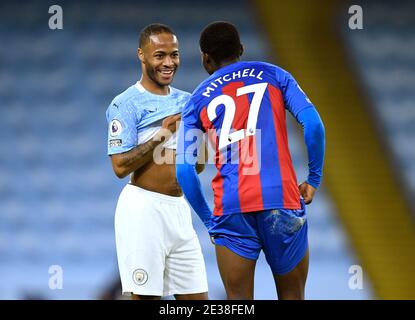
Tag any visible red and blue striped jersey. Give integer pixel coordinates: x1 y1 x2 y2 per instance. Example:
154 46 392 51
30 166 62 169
181 61 314 216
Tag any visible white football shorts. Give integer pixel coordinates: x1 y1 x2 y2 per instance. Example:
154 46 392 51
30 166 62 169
114 184 208 297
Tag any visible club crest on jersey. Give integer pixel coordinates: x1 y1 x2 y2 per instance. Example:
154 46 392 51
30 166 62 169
132 269 148 286
109 119 122 137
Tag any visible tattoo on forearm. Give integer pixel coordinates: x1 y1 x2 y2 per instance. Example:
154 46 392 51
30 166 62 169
120 139 158 169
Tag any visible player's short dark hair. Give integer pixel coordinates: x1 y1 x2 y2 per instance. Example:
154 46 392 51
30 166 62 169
139 23 175 48
199 21 242 64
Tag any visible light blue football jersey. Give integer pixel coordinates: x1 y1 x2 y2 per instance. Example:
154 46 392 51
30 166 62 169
106 82 191 155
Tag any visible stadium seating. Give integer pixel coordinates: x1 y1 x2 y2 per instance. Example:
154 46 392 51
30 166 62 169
0 0 371 299
343 0 415 207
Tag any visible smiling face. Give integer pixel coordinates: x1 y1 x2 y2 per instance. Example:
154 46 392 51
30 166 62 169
138 32 179 90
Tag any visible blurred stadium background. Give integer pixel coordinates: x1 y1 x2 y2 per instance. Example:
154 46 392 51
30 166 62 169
0 0 414 299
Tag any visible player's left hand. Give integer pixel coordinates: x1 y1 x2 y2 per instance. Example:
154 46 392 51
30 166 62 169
298 182 316 204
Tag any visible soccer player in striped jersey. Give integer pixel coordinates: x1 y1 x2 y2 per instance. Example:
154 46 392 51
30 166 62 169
176 21 325 299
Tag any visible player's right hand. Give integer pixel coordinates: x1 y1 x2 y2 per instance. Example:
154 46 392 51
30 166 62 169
162 113 181 134
298 181 316 204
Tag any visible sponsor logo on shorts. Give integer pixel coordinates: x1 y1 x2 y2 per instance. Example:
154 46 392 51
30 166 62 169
132 269 148 286
109 139 122 148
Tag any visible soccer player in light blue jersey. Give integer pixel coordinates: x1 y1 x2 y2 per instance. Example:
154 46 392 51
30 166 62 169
106 24 208 300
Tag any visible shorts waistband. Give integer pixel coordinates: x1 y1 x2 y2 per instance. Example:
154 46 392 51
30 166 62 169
125 183 186 204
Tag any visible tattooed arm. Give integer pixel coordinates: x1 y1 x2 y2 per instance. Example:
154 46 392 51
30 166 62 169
110 114 181 179
110 138 161 178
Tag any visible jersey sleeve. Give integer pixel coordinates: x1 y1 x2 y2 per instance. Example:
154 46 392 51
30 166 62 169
280 70 314 119
106 100 141 155
176 99 203 158
296 107 325 188
176 98 213 229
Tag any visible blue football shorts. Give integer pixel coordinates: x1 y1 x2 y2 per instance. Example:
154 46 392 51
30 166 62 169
209 199 308 275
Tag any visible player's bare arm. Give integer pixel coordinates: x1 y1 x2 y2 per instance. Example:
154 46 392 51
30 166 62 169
195 160 205 174
111 139 161 179
195 141 208 174
110 113 181 179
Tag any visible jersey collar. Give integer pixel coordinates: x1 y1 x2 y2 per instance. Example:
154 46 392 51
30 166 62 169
134 81 172 96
